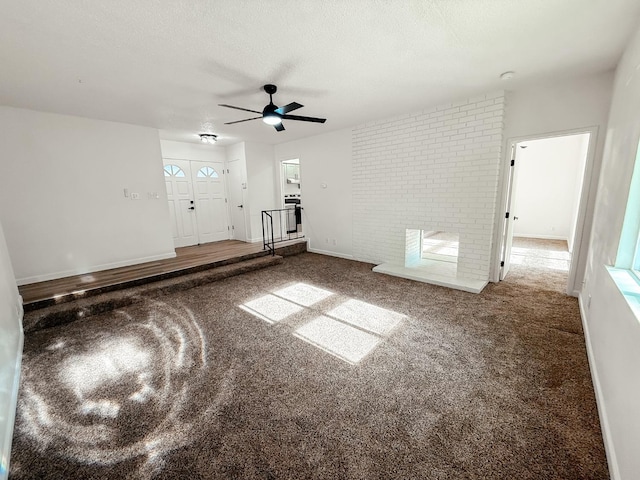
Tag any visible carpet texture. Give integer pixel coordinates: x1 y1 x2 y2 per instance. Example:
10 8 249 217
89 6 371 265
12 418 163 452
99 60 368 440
10 248 607 479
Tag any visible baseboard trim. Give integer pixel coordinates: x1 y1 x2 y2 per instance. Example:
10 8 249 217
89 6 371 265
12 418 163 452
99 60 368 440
307 247 354 260
513 234 568 241
578 293 621 480
16 252 177 286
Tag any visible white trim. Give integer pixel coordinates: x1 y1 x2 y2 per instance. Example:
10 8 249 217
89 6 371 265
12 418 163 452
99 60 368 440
307 247 354 260
15 252 177 286
513 234 568 241
578 293 621 480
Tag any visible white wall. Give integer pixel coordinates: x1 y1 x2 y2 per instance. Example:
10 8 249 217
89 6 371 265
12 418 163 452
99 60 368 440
0 220 22 480
0 106 175 284
512 134 589 244
275 129 353 258
582 24 640 480
225 142 249 241
160 139 227 163
568 135 591 253
498 71 614 285
244 142 278 242
352 92 506 281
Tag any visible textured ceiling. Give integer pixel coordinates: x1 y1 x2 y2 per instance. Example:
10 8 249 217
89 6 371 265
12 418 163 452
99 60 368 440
1 0 639 146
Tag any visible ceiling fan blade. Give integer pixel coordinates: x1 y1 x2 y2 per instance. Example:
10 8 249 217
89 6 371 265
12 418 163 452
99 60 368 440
275 102 303 115
281 114 326 123
224 116 262 125
274 123 285 132
218 104 262 115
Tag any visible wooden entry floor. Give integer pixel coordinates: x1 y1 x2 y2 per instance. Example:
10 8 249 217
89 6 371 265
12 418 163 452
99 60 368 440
19 240 299 308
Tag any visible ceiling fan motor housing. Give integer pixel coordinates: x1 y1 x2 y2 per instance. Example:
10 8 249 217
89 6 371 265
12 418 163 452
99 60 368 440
262 102 281 124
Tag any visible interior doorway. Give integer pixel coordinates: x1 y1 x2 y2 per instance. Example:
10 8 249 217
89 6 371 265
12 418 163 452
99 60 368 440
497 130 594 295
280 158 301 208
163 159 230 248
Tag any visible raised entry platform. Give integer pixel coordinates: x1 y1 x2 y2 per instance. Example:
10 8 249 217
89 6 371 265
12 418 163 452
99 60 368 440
20 239 306 311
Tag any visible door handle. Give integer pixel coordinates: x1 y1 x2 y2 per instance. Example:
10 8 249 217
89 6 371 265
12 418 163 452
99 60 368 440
513 216 518 220
237 205 243 208
188 206 195 210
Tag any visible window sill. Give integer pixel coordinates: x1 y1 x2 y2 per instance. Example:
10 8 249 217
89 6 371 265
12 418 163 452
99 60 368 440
607 267 640 318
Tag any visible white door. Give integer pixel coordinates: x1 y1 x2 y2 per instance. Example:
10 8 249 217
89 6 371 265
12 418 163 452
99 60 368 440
227 159 247 241
163 160 198 248
499 143 522 280
190 162 230 243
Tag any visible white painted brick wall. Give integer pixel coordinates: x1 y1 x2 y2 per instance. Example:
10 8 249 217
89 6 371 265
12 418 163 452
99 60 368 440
352 91 505 281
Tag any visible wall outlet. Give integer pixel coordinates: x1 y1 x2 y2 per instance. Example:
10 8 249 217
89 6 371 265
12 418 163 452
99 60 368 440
332 239 337 246
130 192 140 200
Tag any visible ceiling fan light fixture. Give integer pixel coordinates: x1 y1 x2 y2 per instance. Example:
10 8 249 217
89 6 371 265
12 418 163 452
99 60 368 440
262 113 282 125
262 102 282 125
199 133 217 144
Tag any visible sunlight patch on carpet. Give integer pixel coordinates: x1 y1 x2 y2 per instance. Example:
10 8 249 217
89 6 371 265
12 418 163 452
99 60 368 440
294 316 382 364
239 294 304 323
59 337 152 397
272 282 333 307
16 300 233 480
326 299 405 336
238 283 405 364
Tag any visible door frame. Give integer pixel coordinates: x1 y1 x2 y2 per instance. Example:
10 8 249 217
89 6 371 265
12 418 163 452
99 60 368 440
226 158 249 242
163 157 232 246
491 126 600 296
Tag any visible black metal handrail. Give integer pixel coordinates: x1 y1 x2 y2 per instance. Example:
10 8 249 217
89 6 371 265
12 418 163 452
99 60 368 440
262 206 304 255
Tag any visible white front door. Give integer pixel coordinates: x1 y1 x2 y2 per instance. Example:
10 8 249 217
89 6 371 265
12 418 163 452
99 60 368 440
164 160 198 248
227 159 247 241
190 162 230 243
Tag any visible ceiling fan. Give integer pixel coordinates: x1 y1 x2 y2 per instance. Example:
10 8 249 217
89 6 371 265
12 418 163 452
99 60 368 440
219 84 326 132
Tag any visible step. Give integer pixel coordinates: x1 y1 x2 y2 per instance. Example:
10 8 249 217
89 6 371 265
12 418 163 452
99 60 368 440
22 240 307 312
23 255 283 334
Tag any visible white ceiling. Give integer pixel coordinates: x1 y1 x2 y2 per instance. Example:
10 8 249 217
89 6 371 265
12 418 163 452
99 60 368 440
1 1 639 146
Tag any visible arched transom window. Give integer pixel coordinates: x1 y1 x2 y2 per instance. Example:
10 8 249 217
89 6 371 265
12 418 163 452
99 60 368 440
164 164 185 177
197 166 219 178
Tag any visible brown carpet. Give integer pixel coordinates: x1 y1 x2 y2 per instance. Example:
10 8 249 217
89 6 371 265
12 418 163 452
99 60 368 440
10 245 608 479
